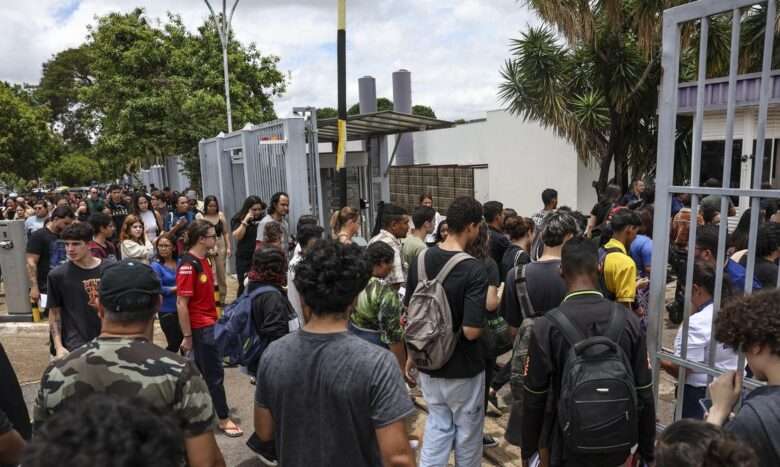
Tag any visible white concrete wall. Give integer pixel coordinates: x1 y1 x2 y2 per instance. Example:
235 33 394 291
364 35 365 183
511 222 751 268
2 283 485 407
404 109 596 216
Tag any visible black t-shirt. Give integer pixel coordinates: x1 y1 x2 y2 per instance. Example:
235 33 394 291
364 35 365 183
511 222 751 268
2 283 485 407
522 293 656 466
404 246 488 378
255 331 416 467
231 217 260 268
739 256 778 289
107 200 129 236
26 227 66 292
501 259 567 326
47 260 110 351
501 244 531 282
726 385 780 467
488 226 511 267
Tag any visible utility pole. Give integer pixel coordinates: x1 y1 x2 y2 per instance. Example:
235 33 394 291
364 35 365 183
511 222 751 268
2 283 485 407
204 0 240 133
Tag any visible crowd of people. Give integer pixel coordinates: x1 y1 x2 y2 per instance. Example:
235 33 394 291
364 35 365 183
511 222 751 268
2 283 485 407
0 180 778 467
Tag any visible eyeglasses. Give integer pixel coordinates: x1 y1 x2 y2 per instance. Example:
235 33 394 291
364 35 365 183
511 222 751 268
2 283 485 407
204 234 217 239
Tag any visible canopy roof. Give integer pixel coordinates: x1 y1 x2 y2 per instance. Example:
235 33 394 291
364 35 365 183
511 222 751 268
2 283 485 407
317 110 453 142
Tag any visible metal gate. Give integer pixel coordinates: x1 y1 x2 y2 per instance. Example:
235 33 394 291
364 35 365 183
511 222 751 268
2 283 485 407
649 0 777 424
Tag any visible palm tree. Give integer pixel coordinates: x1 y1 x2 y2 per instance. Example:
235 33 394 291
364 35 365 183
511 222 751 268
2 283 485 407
500 0 777 196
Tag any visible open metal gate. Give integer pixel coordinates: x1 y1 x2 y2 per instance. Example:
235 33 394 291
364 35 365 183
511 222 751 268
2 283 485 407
649 0 777 424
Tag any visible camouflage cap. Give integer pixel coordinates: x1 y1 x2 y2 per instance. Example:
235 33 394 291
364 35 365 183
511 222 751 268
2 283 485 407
100 259 162 311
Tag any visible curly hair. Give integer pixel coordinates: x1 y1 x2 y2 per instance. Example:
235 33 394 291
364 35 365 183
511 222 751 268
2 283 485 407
249 247 288 286
365 241 394 267
715 289 780 356
504 215 534 241
23 394 185 467
264 222 284 245
293 240 370 316
655 419 757 467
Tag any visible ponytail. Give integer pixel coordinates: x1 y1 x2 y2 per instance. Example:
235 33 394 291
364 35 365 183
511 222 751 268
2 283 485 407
372 202 386 238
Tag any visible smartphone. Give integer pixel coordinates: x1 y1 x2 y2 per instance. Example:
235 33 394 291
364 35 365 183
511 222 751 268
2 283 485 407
699 398 713 413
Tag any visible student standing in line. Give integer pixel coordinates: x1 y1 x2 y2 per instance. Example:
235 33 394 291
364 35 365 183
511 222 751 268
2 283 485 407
402 206 435 267
420 193 446 245
256 192 290 252
600 208 642 307
368 203 410 288
660 261 738 419
165 195 196 255
231 196 266 298
151 233 182 353
88 212 119 262
330 206 361 245
404 197 488 466
120 215 154 264
244 247 299 465
134 193 162 244
177 220 242 438
707 289 780 467
287 223 324 325
106 184 129 237
484 200 509 267
350 242 406 370
499 215 534 280
26 207 75 311
24 199 49 236
46 222 111 358
521 236 656 467
197 196 231 306
531 189 558 228
254 240 415 467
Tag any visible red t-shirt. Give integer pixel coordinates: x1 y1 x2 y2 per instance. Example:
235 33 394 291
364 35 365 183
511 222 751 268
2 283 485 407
176 254 217 329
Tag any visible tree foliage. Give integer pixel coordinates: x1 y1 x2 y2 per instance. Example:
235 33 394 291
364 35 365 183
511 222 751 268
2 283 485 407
499 0 777 194
0 82 59 181
43 153 102 186
34 8 286 188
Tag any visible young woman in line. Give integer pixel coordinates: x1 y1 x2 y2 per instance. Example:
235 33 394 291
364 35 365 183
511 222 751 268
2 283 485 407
119 214 154 264
196 195 231 306
330 206 361 244
150 233 183 352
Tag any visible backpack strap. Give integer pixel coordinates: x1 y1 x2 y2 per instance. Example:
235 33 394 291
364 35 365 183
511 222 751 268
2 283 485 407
179 253 203 275
433 252 472 283
546 308 584 347
514 263 535 319
417 249 429 282
605 302 626 344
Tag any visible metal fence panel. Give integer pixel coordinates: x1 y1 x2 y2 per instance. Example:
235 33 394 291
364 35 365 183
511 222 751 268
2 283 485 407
650 0 775 426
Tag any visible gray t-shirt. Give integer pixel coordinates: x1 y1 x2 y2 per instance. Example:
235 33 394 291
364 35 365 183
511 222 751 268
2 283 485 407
255 330 415 467
255 215 289 252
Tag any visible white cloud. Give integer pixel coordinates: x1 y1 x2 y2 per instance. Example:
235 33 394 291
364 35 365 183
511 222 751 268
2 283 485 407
0 0 540 120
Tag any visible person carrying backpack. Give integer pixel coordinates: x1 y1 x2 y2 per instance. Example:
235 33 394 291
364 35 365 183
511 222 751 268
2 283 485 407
403 196 488 467
599 208 642 310
500 211 577 447
521 237 655 467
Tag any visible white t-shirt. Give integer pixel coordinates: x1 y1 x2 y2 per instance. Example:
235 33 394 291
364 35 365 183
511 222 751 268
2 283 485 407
287 247 304 324
674 303 738 387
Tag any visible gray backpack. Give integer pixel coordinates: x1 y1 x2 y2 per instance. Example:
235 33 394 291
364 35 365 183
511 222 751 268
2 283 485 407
405 249 472 371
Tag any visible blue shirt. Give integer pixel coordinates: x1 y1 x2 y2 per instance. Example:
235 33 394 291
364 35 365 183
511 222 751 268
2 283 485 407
151 261 178 313
725 258 762 293
630 235 653 277
164 211 195 235
671 197 683 218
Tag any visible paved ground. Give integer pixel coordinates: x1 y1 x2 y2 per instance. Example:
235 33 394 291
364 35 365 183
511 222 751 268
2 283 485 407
0 277 680 466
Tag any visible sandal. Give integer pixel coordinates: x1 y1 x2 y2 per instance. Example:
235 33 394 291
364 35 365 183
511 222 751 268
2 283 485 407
219 420 244 438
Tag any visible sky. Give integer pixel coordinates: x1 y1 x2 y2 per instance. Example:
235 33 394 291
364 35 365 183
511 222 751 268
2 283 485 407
1 0 541 121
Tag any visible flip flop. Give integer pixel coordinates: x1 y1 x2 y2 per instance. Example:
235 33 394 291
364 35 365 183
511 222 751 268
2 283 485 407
219 423 244 438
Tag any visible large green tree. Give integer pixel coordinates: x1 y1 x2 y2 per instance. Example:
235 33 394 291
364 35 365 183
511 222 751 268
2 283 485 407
499 1 776 194
43 153 102 186
0 82 60 181
36 9 286 187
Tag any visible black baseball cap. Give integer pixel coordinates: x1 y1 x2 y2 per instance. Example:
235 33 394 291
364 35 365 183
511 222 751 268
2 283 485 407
100 260 162 312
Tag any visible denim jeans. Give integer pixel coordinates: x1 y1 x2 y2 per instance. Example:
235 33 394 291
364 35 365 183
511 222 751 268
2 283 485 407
192 325 229 419
419 371 485 467
348 321 388 349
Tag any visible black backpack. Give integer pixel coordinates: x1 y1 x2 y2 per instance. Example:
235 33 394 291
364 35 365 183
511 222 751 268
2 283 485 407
545 304 638 456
